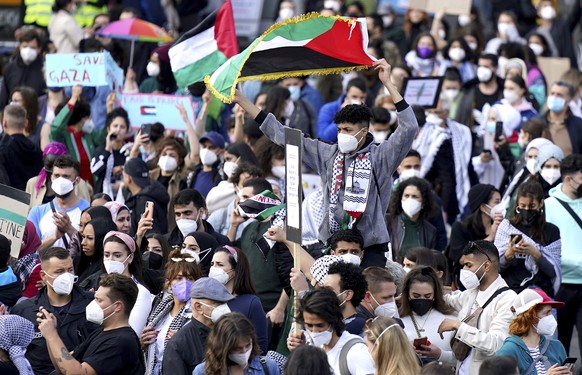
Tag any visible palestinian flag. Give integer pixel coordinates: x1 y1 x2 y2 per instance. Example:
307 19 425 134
206 14 376 103
169 0 238 89
238 190 285 222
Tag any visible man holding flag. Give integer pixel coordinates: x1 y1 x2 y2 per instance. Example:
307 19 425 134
232 59 418 268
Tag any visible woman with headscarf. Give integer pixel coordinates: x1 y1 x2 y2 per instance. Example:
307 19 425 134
0 315 35 375
25 141 93 207
104 201 132 234
13 221 43 299
182 232 220 276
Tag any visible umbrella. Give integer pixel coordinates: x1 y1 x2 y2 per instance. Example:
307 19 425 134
97 18 174 67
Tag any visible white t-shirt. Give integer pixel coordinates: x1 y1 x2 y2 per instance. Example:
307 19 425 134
327 331 375 375
28 198 89 248
155 313 173 361
401 309 457 364
129 282 154 336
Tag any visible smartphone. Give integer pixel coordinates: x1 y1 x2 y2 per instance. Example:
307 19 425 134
562 357 576 367
510 234 523 243
494 121 503 142
413 337 428 348
145 201 154 219
141 124 152 144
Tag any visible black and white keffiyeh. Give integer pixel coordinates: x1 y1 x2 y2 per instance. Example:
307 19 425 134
0 315 35 375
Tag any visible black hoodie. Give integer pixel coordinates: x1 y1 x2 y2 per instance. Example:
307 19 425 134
0 55 46 111
0 133 42 190
0 267 22 307
125 180 170 235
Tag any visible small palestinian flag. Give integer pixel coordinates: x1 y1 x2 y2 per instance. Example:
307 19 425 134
238 190 285 222
206 14 376 103
169 0 238 89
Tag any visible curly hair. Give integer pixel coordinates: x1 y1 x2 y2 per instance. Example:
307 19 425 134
389 177 435 220
398 266 454 317
509 304 541 336
327 262 367 307
333 104 373 128
327 229 364 251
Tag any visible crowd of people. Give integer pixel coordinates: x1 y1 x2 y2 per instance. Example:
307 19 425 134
0 0 582 374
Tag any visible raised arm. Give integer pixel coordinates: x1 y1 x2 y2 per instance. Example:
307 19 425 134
50 85 82 141
177 102 200 166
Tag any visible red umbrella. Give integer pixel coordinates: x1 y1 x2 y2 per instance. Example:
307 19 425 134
97 18 174 67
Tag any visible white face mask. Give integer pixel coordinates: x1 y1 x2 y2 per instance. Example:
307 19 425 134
403 266 412 273
399 169 421 182
228 344 253 367
477 66 493 83
401 198 422 218
340 253 361 266
372 130 390 143
468 41 478 51
486 203 506 219
324 0 340 12
211 303 231 322
82 119 94 133
504 89 520 104
529 43 544 56
337 129 363 153
518 135 528 148
200 148 218 166
177 218 198 237
448 47 466 62
459 262 486 290
209 266 231 285
458 14 471 27
223 161 238 178
370 293 398 318
498 56 509 71
51 177 75 196
535 315 558 336
158 155 178 172
540 6 556 20
46 272 77 295
20 47 38 63
85 300 117 325
271 165 286 180
103 255 130 274
541 168 561 185
526 158 538 174
444 88 460 101
425 113 443 126
305 328 333 347
498 23 517 38
146 61 160 77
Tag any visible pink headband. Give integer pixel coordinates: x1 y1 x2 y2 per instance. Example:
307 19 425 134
104 231 136 254
104 202 129 221
223 245 238 263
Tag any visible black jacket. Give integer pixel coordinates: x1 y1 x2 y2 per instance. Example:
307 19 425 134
11 285 99 375
167 220 230 248
0 273 22 308
125 180 170 235
162 318 210 375
0 133 42 191
0 55 46 111
387 214 437 262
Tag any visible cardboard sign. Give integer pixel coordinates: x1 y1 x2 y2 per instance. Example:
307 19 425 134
408 0 471 15
537 57 571 90
285 128 303 244
46 51 123 92
0 184 30 258
120 93 196 131
403 76 443 108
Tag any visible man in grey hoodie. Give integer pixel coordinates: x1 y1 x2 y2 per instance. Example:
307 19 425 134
232 59 418 267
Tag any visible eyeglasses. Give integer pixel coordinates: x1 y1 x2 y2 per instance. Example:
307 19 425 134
465 241 492 262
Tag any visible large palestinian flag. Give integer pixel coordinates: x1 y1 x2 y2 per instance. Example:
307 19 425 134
169 0 238 89
206 14 376 103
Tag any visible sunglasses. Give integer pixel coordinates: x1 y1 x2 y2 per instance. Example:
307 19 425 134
170 257 197 263
465 241 492 262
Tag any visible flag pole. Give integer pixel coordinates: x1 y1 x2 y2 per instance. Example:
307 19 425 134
129 39 135 68
293 242 301 335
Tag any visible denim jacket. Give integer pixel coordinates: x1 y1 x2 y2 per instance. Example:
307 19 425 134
193 355 280 375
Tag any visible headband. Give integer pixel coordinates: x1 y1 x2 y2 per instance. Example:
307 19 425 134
104 231 136 254
223 245 239 263
374 323 400 345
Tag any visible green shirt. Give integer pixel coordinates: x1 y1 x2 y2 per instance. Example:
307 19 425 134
400 214 421 259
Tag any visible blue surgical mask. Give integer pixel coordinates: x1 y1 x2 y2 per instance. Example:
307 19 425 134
486 121 496 134
288 85 301 102
546 95 566 113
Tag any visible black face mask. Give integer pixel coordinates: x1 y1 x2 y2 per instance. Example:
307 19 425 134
142 251 163 270
409 298 433 316
518 208 540 224
571 181 582 199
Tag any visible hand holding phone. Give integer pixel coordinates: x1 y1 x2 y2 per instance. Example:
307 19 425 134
145 201 154 220
510 234 523 243
141 124 152 144
562 357 576 367
413 336 428 348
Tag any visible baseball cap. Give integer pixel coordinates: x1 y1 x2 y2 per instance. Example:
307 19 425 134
512 288 565 315
124 158 150 188
199 131 226 149
190 277 234 302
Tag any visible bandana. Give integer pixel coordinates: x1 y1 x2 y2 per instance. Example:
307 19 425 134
329 151 372 232
104 201 129 221
0 315 35 375
36 141 68 193
104 231 136 253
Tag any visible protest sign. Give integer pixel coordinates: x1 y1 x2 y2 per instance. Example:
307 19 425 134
285 128 303 244
408 0 471 15
46 51 123 93
120 93 196 131
0 184 30 258
537 57 571 91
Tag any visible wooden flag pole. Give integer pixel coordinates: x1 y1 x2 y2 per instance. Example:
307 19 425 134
293 242 301 334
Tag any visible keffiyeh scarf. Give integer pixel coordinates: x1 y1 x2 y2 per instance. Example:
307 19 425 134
329 151 372 233
0 315 35 375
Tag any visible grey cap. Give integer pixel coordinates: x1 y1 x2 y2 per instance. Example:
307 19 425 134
190 277 234 302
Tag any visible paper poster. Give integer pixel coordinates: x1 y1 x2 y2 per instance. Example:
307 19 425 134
408 0 471 15
403 76 443 108
0 184 30 258
46 51 123 93
120 93 195 131
285 128 303 244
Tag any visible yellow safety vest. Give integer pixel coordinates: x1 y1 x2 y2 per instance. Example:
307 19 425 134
73 1 108 28
23 0 54 27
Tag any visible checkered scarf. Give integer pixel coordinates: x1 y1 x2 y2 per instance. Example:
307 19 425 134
329 151 372 233
14 253 40 291
0 315 35 375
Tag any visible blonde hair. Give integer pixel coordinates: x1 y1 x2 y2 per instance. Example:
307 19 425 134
364 317 421 375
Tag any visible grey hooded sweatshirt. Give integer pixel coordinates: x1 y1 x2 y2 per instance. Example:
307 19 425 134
257 99 418 247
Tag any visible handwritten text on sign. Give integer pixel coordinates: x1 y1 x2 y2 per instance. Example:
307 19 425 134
46 52 123 91
120 93 196 131
0 184 30 258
